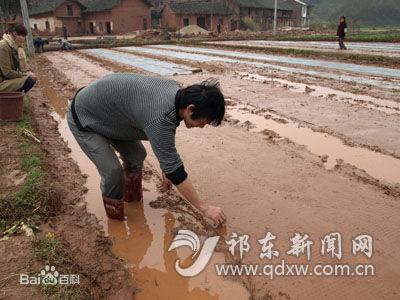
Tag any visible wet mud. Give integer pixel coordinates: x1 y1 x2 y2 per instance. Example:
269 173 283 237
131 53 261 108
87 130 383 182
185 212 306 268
35 51 400 300
225 103 400 186
34 55 251 299
150 45 400 85
83 48 199 76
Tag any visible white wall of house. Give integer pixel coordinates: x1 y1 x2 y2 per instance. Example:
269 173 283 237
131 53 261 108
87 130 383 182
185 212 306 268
301 5 307 26
294 0 309 27
301 6 307 18
30 16 60 33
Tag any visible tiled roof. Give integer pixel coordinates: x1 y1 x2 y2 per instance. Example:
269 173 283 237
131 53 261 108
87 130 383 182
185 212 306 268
81 0 153 11
235 0 292 10
28 0 151 16
169 1 233 15
80 0 121 12
28 0 73 16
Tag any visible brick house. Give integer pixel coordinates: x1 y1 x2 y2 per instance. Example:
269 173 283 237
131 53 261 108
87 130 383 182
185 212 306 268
159 0 297 32
232 0 294 30
285 0 311 27
28 0 152 36
160 1 233 31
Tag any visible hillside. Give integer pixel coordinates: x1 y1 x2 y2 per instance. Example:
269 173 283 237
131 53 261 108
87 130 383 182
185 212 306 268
306 0 400 26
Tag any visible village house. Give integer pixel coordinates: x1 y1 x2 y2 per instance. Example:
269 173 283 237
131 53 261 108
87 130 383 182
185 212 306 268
28 0 152 36
286 0 311 27
157 0 309 32
233 0 295 30
160 1 234 32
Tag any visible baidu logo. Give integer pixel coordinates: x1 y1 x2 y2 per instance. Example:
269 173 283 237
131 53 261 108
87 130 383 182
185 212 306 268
20 265 79 285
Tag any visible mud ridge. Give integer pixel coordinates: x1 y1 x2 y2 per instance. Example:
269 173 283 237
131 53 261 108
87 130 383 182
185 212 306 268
226 95 400 161
29 58 135 299
224 99 400 195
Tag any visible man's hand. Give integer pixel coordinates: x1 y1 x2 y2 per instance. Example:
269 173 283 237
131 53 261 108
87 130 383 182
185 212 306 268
175 177 227 226
201 205 226 226
161 172 172 191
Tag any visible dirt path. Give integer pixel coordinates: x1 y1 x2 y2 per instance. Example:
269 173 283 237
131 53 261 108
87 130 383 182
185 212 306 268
33 50 400 300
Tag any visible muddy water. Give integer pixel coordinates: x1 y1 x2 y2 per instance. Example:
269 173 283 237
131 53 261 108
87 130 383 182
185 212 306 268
111 180 249 300
37 66 250 299
38 71 109 225
227 103 400 185
118 46 400 89
83 48 198 75
235 72 400 114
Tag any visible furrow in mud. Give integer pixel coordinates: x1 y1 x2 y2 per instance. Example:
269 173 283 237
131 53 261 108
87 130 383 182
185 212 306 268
34 54 252 300
36 51 400 300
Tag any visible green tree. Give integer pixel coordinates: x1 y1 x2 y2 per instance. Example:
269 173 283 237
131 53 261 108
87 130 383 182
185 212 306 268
0 0 21 22
308 0 400 26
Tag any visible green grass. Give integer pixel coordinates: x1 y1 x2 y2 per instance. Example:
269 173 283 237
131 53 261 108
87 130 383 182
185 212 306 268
21 155 41 169
32 233 91 299
0 96 59 234
1 97 91 299
32 233 61 261
16 96 32 129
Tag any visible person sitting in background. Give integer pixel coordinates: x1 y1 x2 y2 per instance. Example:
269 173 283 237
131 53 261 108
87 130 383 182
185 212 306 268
58 38 73 51
337 16 347 50
33 37 45 53
0 24 36 93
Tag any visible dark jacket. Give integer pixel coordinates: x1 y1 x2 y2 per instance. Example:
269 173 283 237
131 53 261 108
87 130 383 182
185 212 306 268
337 22 347 37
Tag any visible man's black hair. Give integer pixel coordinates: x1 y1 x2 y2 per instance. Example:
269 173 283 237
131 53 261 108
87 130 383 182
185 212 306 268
6 23 28 36
176 78 225 126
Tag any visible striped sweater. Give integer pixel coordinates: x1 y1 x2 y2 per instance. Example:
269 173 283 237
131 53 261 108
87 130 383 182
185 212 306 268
74 73 186 183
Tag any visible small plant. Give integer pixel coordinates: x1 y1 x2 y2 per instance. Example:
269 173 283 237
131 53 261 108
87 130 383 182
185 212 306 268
241 17 261 32
32 232 60 261
32 233 91 299
40 284 59 298
17 96 31 129
22 155 41 169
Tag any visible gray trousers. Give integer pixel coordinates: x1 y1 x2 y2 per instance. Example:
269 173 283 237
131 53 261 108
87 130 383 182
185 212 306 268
67 108 147 199
339 37 346 49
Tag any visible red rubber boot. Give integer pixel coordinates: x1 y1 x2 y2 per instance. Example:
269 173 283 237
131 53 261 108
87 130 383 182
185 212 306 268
123 169 143 202
102 196 124 221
